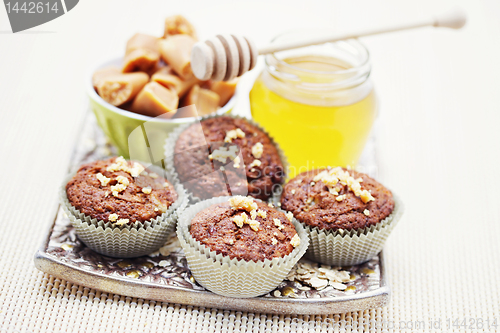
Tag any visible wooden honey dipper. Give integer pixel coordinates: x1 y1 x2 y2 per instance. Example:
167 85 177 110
191 8 466 81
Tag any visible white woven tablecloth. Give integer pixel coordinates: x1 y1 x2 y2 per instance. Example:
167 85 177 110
1 0 499 332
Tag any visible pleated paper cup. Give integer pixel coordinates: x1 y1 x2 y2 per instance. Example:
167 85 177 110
60 165 188 258
176 196 309 298
164 114 288 203
303 193 404 266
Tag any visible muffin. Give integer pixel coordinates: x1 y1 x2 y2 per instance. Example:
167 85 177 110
61 156 187 258
177 196 308 298
169 116 285 201
281 167 403 266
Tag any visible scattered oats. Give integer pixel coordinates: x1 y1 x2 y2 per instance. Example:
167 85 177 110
363 209 370 216
249 159 261 168
290 234 301 247
229 196 258 211
291 189 296 194
158 260 169 267
330 282 347 290
336 194 347 202
296 268 308 274
149 172 158 179
115 219 129 226
271 238 278 245
142 186 152 194
233 156 241 168
96 173 111 186
309 277 328 289
286 212 294 222
273 290 281 297
251 142 264 159
298 286 311 291
108 213 119 222
224 128 245 143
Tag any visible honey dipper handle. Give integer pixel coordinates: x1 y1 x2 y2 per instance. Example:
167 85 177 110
258 8 466 55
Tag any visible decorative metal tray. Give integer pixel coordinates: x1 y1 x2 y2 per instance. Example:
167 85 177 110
34 113 389 315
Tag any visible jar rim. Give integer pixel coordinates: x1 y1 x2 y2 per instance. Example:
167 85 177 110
265 32 371 76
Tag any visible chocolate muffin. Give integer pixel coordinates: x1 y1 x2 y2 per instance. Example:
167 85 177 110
173 116 284 200
281 167 394 232
66 157 177 224
189 196 300 261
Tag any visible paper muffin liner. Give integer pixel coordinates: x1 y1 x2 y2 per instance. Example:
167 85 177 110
164 114 289 204
302 193 404 266
60 164 188 258
176 196 309 298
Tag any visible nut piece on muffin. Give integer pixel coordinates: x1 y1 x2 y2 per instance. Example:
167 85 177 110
66 157 177 225
281 167 394 232
189 196 300 262
173 116 284 201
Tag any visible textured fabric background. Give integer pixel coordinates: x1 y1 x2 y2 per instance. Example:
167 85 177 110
1 0 499 332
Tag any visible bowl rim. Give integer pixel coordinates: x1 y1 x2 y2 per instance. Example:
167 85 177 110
87 56 238 123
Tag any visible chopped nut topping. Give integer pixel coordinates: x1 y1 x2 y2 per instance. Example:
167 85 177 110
273 218 284 230
149 172 158 179
232 212 259 231
248 159 261 168
314 167 375 203
106 156 145 178
115 218 129 226
163 182 169 188
224 128 245 143
154 207 159 212
290 234 301 247
111 183 127 197
363 209 370 216
257 209 267 218
142 187 152 194
228 196 258 212
268 203 274 208
108 213 118 222
336 194 346 202
233 156 240 168
251 142 263 159
210 145 238 163
291 189 296 194
129 162 145 177
96 173 111 186
116 175 130 186
286 212 294 222
271 238 278 245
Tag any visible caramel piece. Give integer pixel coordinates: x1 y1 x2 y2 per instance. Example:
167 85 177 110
131 81 179 118
163 15 197 39
210 79 238 106
173 105 198 119
97 73 149 106
126 33 160 54
152 67 200 97
182 84 220 116
92 66 120 89
122 48 160 73
158 35 196 79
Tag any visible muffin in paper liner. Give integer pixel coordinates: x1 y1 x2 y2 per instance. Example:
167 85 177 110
303 193 404 266
60 165 188 258
176 196 309 298
164 114 288 204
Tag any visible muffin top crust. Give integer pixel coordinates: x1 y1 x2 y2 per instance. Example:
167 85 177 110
173 116 284 200
189 196 300 262
66 157 177 224
280 167 394 231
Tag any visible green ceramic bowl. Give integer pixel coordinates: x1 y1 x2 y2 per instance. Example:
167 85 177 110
88 57 237 162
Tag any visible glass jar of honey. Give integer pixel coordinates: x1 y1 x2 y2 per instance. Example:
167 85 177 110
250 33 376 177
